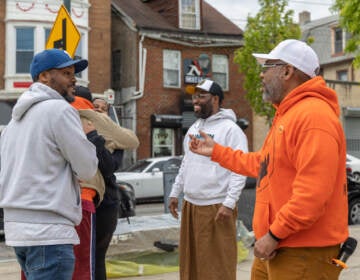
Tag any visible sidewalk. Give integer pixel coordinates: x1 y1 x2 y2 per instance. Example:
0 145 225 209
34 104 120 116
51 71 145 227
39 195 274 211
1 225 359 279
116 224 360 279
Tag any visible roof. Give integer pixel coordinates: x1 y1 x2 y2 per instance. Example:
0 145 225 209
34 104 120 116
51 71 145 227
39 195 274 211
301 14 354 65
111 0 243 41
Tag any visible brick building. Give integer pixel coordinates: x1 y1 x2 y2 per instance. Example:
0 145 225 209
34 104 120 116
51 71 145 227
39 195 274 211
111 0 252 160
0 0 253 164
0 0 111 122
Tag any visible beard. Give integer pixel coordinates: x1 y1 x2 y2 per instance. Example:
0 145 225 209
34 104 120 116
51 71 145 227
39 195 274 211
63 94 75 103
194 100 213 119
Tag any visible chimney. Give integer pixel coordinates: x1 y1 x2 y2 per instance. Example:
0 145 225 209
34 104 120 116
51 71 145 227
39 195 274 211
299 11 311 25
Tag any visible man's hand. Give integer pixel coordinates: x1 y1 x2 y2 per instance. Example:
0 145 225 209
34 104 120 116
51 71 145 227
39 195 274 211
254 233 278 261
215 205 233 222
81 119 96 134
189 130 216 157
168 197 179 219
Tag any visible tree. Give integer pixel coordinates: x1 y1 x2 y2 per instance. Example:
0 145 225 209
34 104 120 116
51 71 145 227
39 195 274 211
234 0 301 123
333 0 360 67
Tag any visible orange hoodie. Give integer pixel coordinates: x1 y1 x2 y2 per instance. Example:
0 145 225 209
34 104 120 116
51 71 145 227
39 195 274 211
212 76 348 248
71 96 97 203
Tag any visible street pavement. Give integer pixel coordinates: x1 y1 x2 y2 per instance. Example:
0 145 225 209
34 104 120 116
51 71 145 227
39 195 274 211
1 225 360 279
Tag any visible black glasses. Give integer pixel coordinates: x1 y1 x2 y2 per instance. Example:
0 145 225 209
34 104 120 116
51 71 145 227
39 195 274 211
260 63 287 73
192 93 212 100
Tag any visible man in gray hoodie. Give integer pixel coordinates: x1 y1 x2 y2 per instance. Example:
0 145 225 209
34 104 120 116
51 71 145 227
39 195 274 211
0 48 98 280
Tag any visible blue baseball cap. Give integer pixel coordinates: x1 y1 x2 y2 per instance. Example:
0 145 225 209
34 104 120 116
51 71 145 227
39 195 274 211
30 48 88 81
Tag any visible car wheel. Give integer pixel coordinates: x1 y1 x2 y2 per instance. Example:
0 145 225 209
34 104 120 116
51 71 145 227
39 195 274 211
348 198 360 225
353 172 360 182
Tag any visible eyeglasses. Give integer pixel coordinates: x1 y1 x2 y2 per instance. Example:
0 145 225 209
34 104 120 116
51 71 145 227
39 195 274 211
260 63 287 73
192 93 212 100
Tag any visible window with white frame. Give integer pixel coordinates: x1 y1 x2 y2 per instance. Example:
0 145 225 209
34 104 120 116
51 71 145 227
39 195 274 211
179 0 200 30
16 27 34 74
163 50 181 88
212 55 229 90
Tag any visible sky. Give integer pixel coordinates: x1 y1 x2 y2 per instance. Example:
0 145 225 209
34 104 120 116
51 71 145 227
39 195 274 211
205 0 335 30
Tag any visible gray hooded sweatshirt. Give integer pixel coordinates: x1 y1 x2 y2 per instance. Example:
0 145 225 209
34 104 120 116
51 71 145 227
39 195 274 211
0 83 98 245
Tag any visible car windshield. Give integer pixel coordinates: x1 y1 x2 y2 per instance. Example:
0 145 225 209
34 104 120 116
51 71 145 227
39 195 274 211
124 160 152 172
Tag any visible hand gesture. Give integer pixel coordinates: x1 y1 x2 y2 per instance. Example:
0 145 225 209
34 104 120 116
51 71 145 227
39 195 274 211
189 130 216 157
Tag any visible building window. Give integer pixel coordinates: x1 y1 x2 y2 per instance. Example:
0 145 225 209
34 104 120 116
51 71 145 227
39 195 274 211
337 70 348 81
334 27 343 53
111 50 121 91
179 0 200 30
16 27 34 74
152 128 174 157
163 50 181 88
212 55 229 90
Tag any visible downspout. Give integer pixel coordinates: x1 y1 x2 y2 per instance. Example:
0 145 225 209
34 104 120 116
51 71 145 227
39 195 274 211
130 34 147 162
133 34 146 99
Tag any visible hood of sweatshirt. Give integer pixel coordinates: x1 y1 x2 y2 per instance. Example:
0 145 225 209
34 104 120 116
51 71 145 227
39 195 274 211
200 108 237 123
276 76 340 117
12 82 65 121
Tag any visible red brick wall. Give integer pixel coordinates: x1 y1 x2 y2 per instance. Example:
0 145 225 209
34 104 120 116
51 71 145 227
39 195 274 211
135 37 252 159
88 0 111 93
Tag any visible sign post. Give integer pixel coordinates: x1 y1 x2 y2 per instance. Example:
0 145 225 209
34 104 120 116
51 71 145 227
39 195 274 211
64 0 71 12
45 4 80 58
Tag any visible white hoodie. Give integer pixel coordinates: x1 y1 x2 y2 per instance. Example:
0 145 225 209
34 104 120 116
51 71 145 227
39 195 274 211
0 82 98 246
170 109 248 209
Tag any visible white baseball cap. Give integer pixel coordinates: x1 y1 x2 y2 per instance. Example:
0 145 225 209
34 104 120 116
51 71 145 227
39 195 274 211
195 79 224 101
252 39 320 78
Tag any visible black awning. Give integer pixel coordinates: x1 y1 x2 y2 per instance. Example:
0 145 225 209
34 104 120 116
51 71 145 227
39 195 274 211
151 114 183 128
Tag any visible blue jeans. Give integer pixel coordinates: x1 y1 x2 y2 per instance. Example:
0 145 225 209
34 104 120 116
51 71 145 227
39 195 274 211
14 244 75 280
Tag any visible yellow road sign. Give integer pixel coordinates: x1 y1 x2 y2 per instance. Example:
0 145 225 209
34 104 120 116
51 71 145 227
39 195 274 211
45 4 80 58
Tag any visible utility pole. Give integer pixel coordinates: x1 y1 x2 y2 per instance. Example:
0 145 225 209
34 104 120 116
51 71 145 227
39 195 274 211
64 0 71 13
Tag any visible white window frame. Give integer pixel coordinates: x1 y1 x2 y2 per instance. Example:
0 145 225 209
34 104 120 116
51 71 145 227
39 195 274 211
15 26 35 74
212 55 229 91
179 0 200 30
5 22 88 91
163 50 181 88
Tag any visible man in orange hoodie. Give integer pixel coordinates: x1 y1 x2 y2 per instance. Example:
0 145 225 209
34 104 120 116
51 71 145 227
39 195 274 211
188 39 349 279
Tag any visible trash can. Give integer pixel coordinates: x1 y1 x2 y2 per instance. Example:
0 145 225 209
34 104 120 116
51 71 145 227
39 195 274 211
163 158 183 213
237 177 256 231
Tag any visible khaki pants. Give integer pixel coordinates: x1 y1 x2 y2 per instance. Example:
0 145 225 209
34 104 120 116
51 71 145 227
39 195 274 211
179 201 238 280
251 245 343 280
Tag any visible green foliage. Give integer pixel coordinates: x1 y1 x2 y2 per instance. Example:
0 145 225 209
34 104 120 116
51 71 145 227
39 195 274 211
332 0 360 68
234 0 301 122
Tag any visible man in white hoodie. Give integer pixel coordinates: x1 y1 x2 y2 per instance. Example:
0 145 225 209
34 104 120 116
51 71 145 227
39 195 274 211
0 49 99 280
169 79 248 280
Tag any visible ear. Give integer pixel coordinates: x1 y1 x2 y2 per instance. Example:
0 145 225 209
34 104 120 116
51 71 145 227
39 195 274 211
283 65 295 80
38 71 51 83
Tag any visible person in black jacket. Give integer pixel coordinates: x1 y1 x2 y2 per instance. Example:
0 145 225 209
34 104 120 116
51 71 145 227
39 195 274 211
74 87 139 280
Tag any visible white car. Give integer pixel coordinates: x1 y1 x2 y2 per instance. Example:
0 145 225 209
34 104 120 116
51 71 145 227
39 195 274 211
347 154 360 181
115 156 183 201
